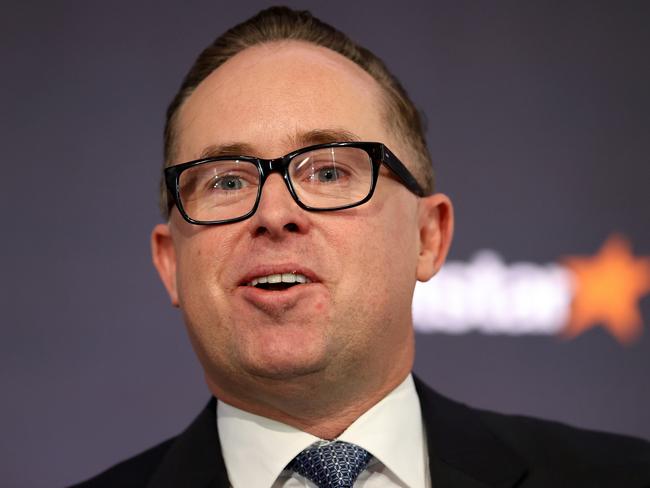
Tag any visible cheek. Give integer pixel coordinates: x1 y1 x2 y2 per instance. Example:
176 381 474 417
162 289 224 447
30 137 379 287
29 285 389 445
172 229 243 324
373 207 420 307
173 233 240 367
175 247 211 302
372 201 420 268
335 207 419 306
176 230 239 284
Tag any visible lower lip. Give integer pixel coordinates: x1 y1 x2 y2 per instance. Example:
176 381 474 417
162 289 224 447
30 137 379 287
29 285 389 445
236 283 322 311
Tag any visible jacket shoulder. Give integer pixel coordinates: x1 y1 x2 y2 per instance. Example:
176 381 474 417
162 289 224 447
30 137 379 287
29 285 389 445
69 437 175 488
414 376 650 486
477 407 650 483
69 398 226 488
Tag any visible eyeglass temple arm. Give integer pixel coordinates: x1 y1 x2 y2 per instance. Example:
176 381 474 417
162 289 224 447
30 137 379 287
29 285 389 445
381 146 428 197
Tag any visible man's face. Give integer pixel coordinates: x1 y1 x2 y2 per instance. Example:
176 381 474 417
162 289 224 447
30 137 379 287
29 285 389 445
152 41 452 402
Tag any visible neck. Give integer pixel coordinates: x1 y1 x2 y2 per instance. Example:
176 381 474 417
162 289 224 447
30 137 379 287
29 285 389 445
206 359 412 439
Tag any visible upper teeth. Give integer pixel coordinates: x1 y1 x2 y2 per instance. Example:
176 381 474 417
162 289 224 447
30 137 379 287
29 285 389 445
248 273 311 286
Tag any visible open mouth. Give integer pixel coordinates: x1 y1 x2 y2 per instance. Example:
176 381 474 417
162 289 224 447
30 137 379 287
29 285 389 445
254 282 299 291
245 272 312 291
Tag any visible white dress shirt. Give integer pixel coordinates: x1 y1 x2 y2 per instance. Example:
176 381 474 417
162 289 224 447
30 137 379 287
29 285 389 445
217 374 430 488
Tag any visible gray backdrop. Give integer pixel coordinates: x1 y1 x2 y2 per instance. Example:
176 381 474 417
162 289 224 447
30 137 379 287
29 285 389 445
2 1 649 486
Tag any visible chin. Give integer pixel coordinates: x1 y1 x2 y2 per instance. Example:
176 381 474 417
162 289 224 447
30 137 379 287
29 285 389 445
234 323 332 376
245 363 326 381
240 346 330 382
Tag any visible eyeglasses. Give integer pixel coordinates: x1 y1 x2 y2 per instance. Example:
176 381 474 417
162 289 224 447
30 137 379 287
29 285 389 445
164 141 426 225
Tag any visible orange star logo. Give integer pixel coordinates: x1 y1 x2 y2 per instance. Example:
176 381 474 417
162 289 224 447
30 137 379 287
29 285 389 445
562 235 650 344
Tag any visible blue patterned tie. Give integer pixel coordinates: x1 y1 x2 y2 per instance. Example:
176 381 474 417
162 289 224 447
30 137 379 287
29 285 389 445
288 440 372 488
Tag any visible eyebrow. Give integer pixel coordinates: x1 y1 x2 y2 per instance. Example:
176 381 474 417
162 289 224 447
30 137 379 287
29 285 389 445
293 128 361 147
197 128 362 160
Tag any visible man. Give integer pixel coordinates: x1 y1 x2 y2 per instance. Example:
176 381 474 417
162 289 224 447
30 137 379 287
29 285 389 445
74 7 650 488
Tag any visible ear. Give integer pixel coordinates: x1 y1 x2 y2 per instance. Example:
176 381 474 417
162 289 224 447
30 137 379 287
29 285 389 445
151 223 179 307
416 193 454 282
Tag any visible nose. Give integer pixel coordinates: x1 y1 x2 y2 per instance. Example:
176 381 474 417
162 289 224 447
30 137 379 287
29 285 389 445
248 173 310 238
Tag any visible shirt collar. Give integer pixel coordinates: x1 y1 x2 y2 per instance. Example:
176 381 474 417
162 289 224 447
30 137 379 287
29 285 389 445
217 374 426 488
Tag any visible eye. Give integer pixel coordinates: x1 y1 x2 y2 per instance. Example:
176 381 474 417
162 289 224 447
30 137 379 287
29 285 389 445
314 166 343 183
290 151 358 187
211 174 247 190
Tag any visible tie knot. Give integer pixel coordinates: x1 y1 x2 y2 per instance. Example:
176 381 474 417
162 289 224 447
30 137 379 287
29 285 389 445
289 440 372 488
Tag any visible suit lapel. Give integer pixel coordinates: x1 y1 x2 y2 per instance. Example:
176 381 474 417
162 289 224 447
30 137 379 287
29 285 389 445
414 376 528 488
146 398 230 488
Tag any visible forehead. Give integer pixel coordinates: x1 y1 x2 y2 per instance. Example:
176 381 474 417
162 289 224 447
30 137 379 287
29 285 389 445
174 41 393 161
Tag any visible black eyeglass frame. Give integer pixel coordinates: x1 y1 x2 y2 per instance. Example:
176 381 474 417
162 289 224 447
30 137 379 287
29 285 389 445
164 141 427 225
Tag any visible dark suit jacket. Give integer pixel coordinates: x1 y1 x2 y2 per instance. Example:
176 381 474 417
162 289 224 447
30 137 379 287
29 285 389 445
72 377 650 487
